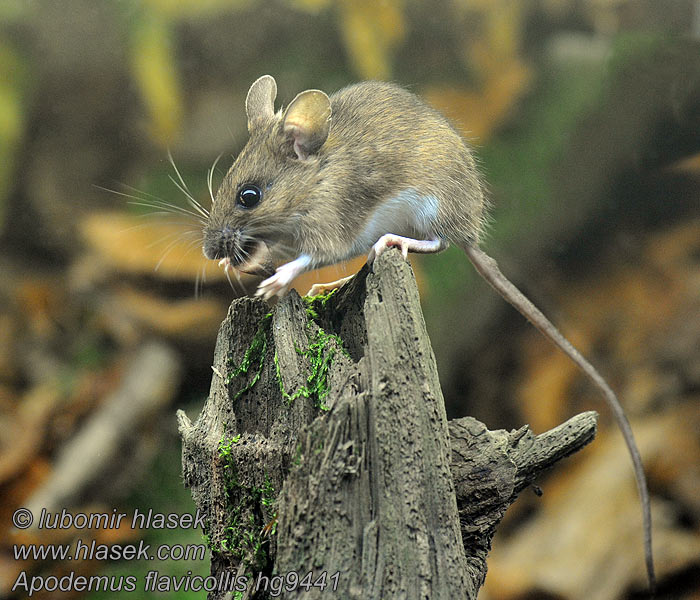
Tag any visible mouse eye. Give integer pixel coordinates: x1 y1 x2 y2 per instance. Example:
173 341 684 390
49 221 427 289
237 184 262 208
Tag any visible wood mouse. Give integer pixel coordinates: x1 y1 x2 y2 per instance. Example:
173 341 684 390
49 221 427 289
202 75 655 591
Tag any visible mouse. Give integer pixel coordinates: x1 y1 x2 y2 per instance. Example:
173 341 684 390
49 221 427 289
202 74 655 592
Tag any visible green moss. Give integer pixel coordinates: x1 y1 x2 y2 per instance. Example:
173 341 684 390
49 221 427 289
226 312 272 399
212 434 277 572
216 293 345 569
218 433 241 458
301 288 338 320
227 291 349 411
276 290 349 411
260 475 275 508
274 321 350 410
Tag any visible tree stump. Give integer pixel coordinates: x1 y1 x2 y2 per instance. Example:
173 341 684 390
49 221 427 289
177 250 598 599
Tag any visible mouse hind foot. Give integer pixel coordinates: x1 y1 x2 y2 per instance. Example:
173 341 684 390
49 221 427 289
368 234 448 264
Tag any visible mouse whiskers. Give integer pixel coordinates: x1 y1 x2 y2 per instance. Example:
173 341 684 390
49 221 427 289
207 153 223 207
154 235 202 273
195 261 208 299
168 150 210 221
99 184 207 226
234 232 257 265
224 263 245 295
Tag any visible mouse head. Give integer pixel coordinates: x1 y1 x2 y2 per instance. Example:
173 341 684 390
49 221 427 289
202 75 332 273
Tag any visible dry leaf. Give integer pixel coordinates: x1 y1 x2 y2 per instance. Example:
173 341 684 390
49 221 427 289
517 220 700 430
291 256 366 296
0 459 51 598
425 1 530 140
291 254 427 297
666 151 700 175
462 0 524 75
79 212 227 282
15 280 64 338
110 286 227 341
0 383 61 485
485 403 700 600
423 58 531 141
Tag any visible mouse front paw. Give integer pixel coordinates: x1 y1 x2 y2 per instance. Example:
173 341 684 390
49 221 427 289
255 270 293 301
254 254 313 301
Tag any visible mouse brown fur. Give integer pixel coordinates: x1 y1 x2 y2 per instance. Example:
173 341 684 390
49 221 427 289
203 77 486 272
201 75 655 592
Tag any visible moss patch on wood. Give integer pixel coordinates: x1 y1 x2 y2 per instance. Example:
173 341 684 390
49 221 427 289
212 434 277 572
226 312 272 399
277 289 349 410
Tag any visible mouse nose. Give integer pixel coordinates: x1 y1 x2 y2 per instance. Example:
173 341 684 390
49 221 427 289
202 226 235 260
202 239 222 260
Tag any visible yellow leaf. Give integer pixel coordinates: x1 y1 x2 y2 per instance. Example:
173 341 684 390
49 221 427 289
288 0 332 13
460 0 524 78
337 0 405 80
143 0 252 19
0 41 26 231
129 10 183 146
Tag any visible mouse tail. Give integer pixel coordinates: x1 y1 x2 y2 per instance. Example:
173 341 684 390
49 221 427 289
462 243 656 593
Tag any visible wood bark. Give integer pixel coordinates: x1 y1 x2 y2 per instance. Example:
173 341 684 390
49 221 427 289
177 250 597 599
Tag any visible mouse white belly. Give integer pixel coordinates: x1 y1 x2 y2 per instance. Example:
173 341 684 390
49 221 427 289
348 189 440 257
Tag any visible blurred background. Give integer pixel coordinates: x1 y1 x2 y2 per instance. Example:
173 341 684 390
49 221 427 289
1 0 699 598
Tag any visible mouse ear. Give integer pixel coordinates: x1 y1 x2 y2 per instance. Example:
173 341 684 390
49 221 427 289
282 90 331 160
246 75 277 131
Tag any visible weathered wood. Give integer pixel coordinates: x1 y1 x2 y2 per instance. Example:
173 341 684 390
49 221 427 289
177 250 597 599
448 412 598 590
